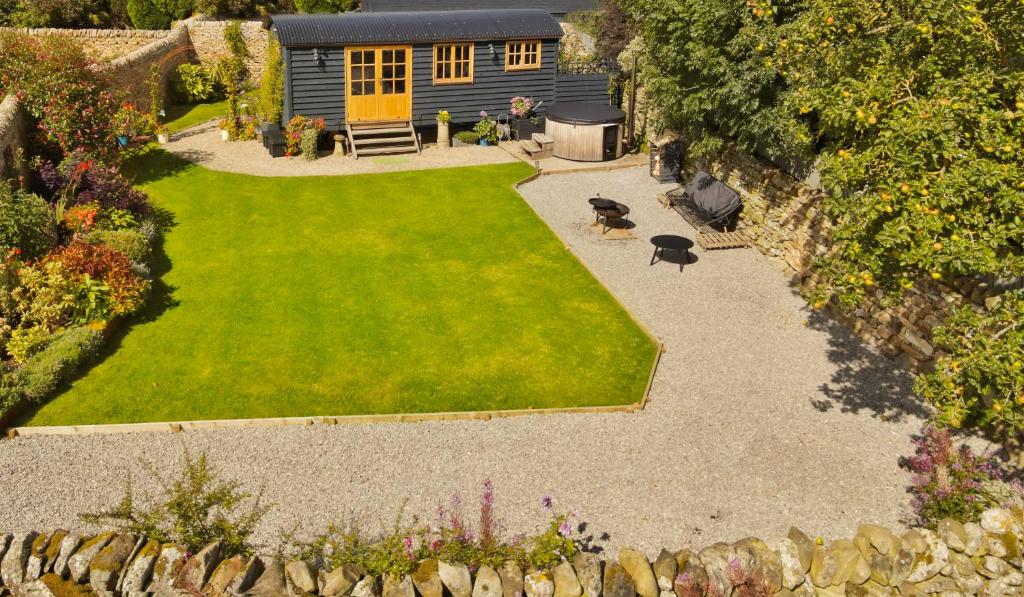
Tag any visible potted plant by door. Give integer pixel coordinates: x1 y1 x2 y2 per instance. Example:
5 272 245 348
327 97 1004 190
218 117 231 142
436 110 451 149
510 96 542 140
474 111 499 146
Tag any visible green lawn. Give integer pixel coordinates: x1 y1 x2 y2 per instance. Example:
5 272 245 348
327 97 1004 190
24 153 657 425
163 100 229 133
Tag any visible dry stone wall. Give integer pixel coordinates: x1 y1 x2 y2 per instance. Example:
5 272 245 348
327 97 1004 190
185 16 269 83
677 150 1001 373
2 507 1024 596
0 27 171 61
0 96 30 182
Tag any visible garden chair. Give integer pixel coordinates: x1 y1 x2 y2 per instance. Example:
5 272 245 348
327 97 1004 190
664 170 750 250
117 135 152 159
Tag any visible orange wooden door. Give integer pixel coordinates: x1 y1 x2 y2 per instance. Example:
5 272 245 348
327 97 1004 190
345 46 412 123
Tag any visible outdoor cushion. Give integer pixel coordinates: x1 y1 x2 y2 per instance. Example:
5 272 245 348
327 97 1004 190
685 171 740 220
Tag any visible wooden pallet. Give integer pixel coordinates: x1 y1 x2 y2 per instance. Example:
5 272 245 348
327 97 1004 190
697 230 749 250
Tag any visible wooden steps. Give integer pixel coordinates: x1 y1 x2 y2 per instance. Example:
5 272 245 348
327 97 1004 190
346 121 420 158
521 133 554 159
697 230 750 250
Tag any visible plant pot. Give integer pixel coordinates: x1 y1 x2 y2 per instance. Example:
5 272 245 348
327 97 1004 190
116 135 131 147
437 121 450 149
220 129 230 142
479 139 491 146
157 133 169 144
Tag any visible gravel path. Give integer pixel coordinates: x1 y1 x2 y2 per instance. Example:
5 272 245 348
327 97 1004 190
0 167 929 556
162 121 517 176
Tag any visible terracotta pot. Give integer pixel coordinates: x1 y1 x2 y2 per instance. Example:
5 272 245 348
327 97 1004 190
437 121 450 149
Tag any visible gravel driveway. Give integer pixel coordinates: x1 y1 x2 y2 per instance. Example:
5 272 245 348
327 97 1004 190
0 166 928 555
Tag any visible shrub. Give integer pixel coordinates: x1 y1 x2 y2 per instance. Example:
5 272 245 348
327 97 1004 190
258 35 284 124
453 131 480 145
915 291 1024 454
293 0 358 13
83 230 151 264
111 102 155 138
175 63 220 103
37 152 151 216
4 326 102 407
6 325 51 364
96 208 140 232
903 426 1021 527
300 128 319 160
284 115 325 156
127 0 172 29
82 449 270 557
0 181 56 260
12 260 112 330
48 241 150 317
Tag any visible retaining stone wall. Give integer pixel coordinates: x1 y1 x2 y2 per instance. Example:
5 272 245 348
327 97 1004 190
2 507 1023 596
0 96 30 182
96 24 192 112
676 150 1000 373
185 16 269 83
0 27 171 61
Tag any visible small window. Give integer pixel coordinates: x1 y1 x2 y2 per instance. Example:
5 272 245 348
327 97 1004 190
434 43 474 84
505 40 541 71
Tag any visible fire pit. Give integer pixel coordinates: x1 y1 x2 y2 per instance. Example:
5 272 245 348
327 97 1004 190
589 196 631 232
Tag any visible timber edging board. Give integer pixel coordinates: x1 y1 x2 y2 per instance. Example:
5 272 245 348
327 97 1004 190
4 172 663 440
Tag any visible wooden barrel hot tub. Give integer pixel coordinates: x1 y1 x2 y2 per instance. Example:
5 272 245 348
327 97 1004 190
545 102 626 162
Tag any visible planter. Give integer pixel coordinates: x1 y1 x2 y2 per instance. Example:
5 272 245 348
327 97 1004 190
437 121 450 149
479 139 491 147
220 129 230 142
514 117 544 140
156 133 169 144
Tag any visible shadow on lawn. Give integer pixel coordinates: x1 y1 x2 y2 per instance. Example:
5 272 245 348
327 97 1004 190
122 149 195 185
804 306 930 423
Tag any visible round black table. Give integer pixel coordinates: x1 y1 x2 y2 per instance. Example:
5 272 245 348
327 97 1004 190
650 235 693 272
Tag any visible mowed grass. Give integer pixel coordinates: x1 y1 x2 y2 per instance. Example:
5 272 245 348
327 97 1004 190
163 100 229 133
25 153 657 425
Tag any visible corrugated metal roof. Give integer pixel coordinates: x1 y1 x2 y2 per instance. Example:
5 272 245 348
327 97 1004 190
360 0 600 15
270 9 564 47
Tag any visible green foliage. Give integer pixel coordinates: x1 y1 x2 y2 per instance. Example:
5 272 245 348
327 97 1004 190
565 10 600 37
293 0 358 13
12 261 112 330
299 128 319 160
0 326 102 416
0 0 115 28
83 230 152 263
453 131 480 144
194 0 292 18
779 0 1024 308
96 208 140 232
258 35 285 124
6 325 51 364
149 63 164 122
915 291 1024 443
595 0 634 61
126 0 172 29
175 63 220 103
0 182 56 260
473 114 498 143
220 21 251 139
622 0 811 158
81 450 270 557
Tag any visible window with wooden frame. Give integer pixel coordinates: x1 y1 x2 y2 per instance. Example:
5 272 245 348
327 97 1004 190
433 43 474 84
505 40 541 71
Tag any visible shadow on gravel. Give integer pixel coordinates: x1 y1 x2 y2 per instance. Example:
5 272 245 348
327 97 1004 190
805 309 929 423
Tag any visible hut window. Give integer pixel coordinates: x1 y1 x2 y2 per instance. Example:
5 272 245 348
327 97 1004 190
434 43 474 84
505 40 541 71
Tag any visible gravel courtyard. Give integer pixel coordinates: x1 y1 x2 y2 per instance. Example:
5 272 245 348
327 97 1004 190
0 166 930 555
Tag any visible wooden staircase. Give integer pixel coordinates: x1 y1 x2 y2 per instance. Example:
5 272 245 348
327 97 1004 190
345 121 420 158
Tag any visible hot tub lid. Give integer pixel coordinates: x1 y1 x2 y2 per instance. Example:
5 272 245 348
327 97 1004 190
546 102 626 125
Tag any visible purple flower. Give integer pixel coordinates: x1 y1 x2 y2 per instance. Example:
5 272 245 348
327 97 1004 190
540 495 553 511
404 536 414 559
558 519 572 537
480 110 488 117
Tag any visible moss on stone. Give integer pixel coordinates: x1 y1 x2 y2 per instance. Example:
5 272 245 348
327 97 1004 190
90 535 135 573
43 530 69 561
31 532 49 554
39 572 95 596
138 539 161 559
79 531 114 552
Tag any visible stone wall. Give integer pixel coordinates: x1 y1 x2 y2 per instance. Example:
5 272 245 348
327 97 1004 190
680 150 1000 372
97 24 192 112
0 27 171 61
0 96 30 182
185 16 269 83
2 507 1023 596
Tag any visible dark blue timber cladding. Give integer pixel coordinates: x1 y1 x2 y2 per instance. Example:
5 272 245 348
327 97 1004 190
554 73 610 105
411 40 557 125
285 46 346 128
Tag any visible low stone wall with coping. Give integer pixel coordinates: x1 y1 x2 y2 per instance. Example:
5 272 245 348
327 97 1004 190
673 149 1003 373
0 27 171 61
1 507 1022 596
97 23 193 112
0 95 30 182
185 15 269 83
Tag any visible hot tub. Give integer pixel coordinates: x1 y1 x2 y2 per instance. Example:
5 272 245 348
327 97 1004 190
544 102 626 162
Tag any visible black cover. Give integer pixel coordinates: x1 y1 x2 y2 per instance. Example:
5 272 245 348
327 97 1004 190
271 9 563 47
546 102 626 125
684 171 740 220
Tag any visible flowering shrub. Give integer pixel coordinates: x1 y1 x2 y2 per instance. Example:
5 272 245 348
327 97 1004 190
285 115 326 156
111 102 154 139
291 481 581 576
37 151 150 216
63 202 100 235
510 96 534 119
903 426 1022 528
48 242 149 317
436 110 451 124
